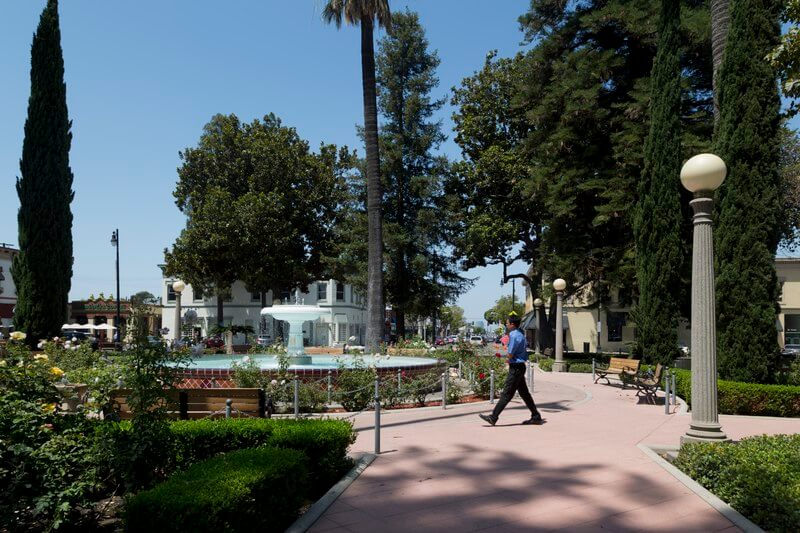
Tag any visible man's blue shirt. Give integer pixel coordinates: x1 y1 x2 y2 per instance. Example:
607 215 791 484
506 328 528 363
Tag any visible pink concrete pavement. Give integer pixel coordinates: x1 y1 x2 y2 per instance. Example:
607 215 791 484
310 369 800 532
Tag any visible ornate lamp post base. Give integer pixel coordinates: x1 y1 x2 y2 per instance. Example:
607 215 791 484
682 422 728 444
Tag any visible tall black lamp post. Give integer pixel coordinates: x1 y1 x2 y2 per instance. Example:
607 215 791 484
110 229 121 344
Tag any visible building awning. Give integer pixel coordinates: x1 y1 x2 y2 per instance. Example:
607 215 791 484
521 312 569 330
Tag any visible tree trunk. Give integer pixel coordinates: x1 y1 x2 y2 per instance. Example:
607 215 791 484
361 18 385 353
216 293 224 329
711 0 730 123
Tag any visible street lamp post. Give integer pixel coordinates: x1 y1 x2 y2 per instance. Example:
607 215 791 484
680 154 728 443
172 280 185 344
110 229 121 345
553 278 567 372
533 298 543 355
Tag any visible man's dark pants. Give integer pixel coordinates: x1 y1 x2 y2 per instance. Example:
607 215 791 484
491 363 541 420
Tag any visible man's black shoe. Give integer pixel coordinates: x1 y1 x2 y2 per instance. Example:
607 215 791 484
521 416 544 425
479 414 497 426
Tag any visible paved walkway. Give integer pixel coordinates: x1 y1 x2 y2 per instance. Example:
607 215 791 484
310 369 800 532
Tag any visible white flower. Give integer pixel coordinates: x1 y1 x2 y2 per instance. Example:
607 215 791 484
280 379 286 385
71 337 77 342
53 336 59 341
242 356 250 363
37 342 44 349
271 379 278 385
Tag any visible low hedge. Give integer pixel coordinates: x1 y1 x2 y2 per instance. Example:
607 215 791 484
125 447 308 533
568 363 594 373
538 358 554 372
537 358 594 373
671 368 800 417
674 434 800 532
170 418 355 494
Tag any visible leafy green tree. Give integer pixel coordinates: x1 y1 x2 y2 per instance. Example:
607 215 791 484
438 305 465 335
713 0 782 382
323 0 391 352
449 1 713 313
165 114 352 326
769 0 800 116
12 0 74 347
633 0 684 365
129 291 156 305
483 295 524 326
778 127 800 251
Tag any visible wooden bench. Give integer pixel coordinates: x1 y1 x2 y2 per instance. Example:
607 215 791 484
633 364 665 403
109 388 266 420
594 357 641 387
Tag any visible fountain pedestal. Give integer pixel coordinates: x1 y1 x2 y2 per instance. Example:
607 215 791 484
261 289 326 366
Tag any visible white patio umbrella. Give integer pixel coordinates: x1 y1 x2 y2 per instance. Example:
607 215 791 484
62 323 92 330
91 324 117 331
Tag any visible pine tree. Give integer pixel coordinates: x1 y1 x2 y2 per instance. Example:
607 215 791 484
633 0 684 365
12 0 74 346
713 0 782 383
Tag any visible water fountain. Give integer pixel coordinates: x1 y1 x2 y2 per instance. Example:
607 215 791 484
260 289 325 365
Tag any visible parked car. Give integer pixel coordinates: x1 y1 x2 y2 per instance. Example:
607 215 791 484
469 335 486 346
256 334 272 347
434 337 445 346
204 336 224 348
446 335 459 344
781 344 800 357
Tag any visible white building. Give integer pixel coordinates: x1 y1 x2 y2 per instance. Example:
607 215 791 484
160 277 367 346
0 244 18 333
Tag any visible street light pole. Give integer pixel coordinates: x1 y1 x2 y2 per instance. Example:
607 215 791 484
553 278 567 372
172 280 185 345
680 154 728 443
110 229 120 345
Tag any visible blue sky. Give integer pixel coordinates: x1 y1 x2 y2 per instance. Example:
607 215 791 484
0 1 532 323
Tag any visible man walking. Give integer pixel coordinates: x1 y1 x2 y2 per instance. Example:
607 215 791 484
479 313 543 426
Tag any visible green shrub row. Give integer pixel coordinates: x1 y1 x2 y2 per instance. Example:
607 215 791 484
537 358 594 373
125 447 308 533
672 368 800 417
169 418 355 493
674 434 800 532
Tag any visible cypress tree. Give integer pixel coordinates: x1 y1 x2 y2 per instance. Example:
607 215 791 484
11 0 74 346
633 0 684 365
713 0 781 382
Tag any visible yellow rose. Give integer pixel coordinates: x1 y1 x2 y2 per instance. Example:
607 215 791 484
10 331 26 341
51 367 64 378
42 403 56 413
0 360 7 367
34 354 49 362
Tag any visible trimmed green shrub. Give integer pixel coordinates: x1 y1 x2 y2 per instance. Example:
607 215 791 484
675 434 800 532
568 363 594 373
671 368 800 417
169 418 354 493
538 358 554 372
124 447 308 533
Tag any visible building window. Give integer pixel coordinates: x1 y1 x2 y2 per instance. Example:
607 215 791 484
167 283 177 302
337 323 348 342
317 283 327 301
607 312 627 342
193 287 204 302
336 282 345 302
251 292 261 302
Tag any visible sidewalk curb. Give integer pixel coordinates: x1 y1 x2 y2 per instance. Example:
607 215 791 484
637 443 764 533
286 453 376 533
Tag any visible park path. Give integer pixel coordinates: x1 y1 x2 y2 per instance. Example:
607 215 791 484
309 369 800 532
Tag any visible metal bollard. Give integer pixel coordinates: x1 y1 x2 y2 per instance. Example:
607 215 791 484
527 361 534 392
490 369 495 404
442 372 447 410
374 376 381 454
294 377 300 419
327 371 332 405
664 371 671 414
458 360 463 379
397 369 402 392
592 358 596 382
671 371 677 406
225 398 232 419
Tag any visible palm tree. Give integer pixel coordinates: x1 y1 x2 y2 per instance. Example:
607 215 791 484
323 0 391 352
711 0 729 122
